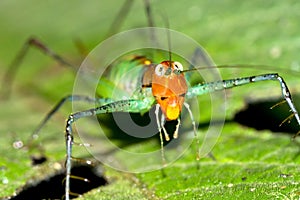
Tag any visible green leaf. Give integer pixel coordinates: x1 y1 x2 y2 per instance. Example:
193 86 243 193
0 0 300 199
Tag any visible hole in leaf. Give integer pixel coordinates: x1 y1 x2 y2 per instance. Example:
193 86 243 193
11 164 107 200
31 155 47 166
233 98 299 134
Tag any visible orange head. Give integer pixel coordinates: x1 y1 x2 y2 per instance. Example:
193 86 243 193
151 61 188 121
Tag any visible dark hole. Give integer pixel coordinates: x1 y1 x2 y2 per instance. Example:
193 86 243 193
97 108 158 146
10 164 107 200
164 119 181 141
98 109 183 148
233 98 299 134
31 155 47 166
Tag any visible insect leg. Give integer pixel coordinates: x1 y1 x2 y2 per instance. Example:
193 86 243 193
173 117 180 139
186 73 300 133
160 114 171 141
28 95 114 146
183 102 200 160
64 99 152 199
1 37 75 98
155 104 167 165
106 0 134 37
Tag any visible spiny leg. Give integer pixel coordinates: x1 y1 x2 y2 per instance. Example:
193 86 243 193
106 0 134 37
1 37 75 98
26 95 114 180
2 0 149 98
27 94 114 148
76 0 153 57
276 76 300 124
186 73 300 134
107 0 155 36
64 99 152 200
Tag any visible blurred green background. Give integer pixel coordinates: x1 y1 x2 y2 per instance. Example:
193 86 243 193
0 0 300 199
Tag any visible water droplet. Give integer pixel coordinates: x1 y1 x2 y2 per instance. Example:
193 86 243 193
2 177 9 184
13 140 23 149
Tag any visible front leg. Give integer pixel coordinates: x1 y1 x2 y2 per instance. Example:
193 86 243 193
186 73 300 131
64 99 152 200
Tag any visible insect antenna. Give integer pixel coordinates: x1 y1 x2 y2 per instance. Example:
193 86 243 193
165 21 172 64
161 12 173 64
182 64 299 73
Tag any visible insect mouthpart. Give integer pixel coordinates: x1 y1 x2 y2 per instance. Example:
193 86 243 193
166 103 180 120
156 95 183 121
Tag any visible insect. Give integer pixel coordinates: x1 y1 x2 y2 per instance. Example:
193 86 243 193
2 1 300 200
7 30 300 199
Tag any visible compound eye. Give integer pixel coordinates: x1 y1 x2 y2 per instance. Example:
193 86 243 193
174 61 183 72
155 64 165 76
